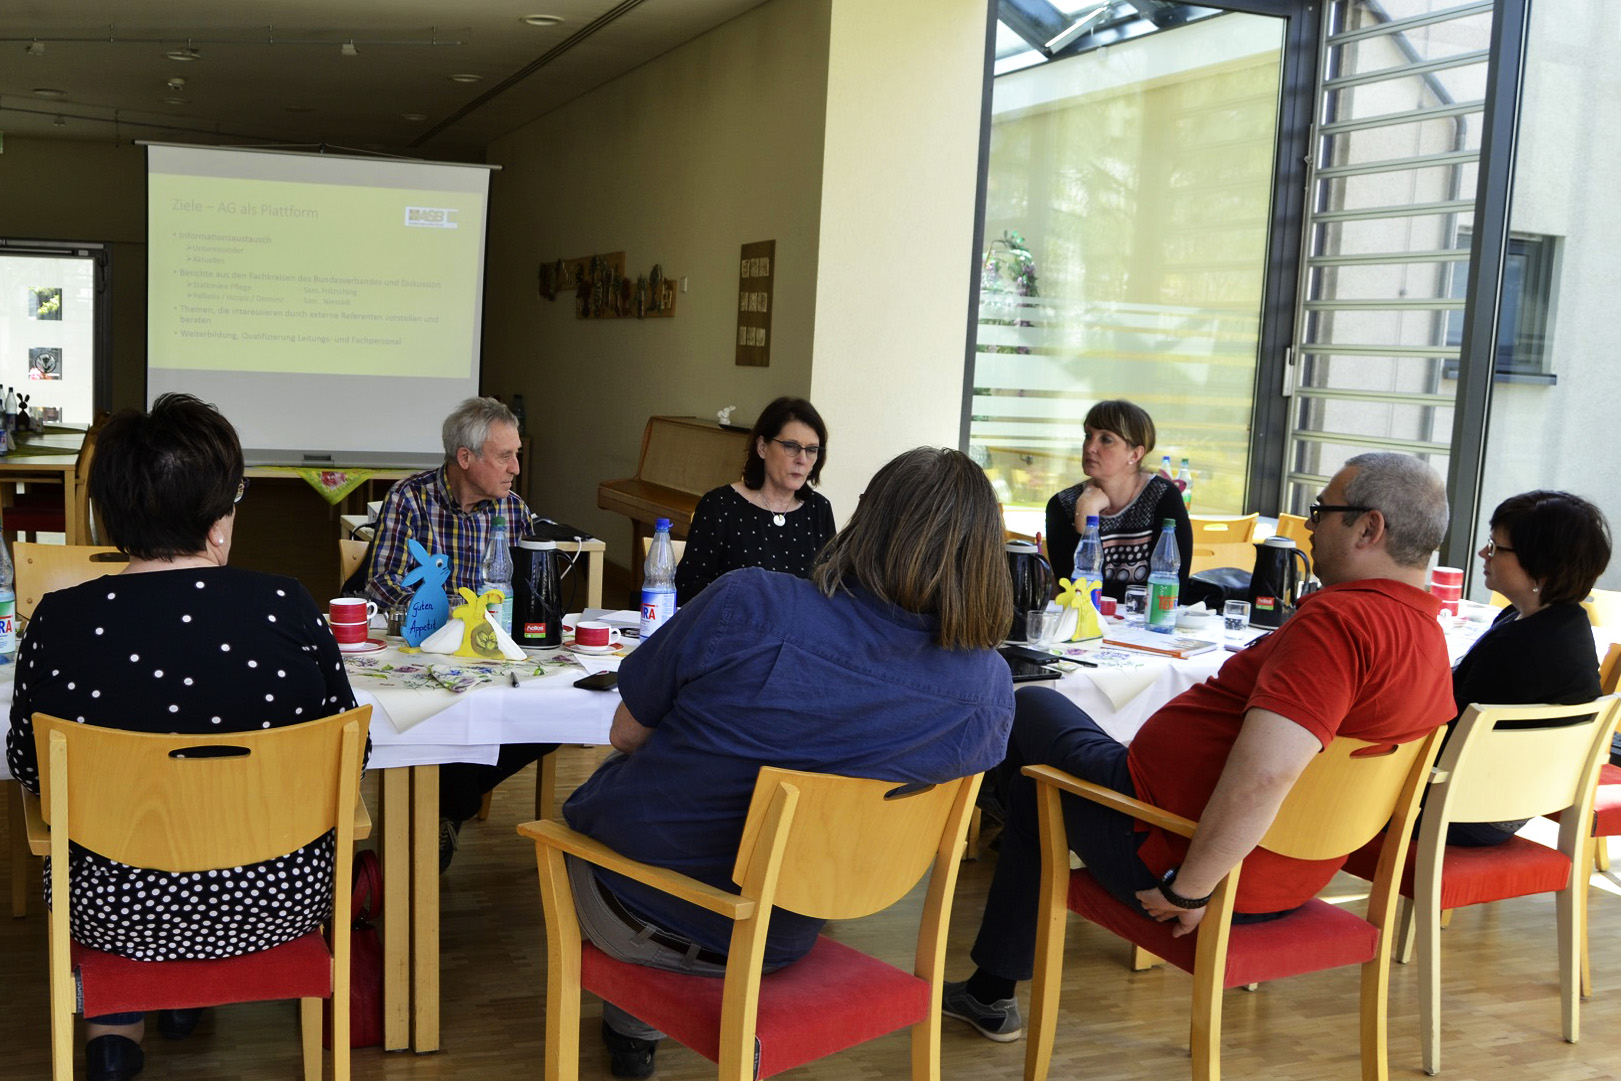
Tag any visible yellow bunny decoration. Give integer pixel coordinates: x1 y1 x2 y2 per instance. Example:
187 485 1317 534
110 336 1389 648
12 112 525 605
1056 575 1103 642
415 587 528 659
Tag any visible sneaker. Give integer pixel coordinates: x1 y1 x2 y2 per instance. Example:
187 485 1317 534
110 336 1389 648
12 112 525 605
439 817 462 874
601 1018 658 1079
941 979 1023 1042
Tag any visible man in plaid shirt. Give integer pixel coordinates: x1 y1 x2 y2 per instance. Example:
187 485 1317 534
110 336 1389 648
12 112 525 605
364 396 553 871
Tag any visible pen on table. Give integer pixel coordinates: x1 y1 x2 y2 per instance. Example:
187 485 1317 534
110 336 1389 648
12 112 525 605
510 671 519 688
1072 658 1098 668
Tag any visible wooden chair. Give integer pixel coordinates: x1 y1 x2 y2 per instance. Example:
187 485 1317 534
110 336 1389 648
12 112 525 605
1189 513 1258 545
14 542 128 623
521 766 981 1081
1589 643 1621 870
25 706 371 1081
1273 512 1314 561
338 538 370 591
1341 697 1621 1075
1023 728 1444 1081
5 414 106 544
7 542 129 918
1188 541 1257 577
1585 588 1621 630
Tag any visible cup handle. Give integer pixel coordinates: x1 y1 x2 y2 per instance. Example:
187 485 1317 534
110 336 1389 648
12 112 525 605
366 601 379 622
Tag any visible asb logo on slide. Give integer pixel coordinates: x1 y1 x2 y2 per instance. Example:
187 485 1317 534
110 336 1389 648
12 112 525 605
404 206 459 229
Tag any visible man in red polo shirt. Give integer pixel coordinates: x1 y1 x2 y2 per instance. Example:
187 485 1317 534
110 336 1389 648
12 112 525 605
945 451 1456 1042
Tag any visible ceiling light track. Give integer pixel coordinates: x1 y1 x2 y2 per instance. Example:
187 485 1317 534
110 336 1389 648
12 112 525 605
411 0 648 147
0 25 467 50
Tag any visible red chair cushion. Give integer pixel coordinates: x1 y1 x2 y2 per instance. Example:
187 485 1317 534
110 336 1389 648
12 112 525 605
1342 833 1572 909
1589 763 1621 836
1066 870 1379 989
75 932 333 1017
581 935 930 1079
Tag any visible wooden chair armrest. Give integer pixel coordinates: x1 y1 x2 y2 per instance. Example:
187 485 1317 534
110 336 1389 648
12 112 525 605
1022 764 1199 839
21 787 49 856
518 818 755 920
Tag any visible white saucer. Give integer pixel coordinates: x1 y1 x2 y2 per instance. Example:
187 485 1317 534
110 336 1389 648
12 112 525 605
338 638 386 654
566 640 622 655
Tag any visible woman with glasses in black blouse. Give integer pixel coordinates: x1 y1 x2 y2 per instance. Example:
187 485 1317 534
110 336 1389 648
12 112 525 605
675 397 836 606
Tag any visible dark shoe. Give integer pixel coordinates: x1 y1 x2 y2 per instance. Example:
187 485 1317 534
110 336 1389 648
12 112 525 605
86 1035 144 1081
601 1018 658 1079
156 1008 203 1039
941 979 1023 1042
439 817 462 874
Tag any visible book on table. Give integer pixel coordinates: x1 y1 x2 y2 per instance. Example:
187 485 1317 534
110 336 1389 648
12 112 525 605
1101 626 1219 659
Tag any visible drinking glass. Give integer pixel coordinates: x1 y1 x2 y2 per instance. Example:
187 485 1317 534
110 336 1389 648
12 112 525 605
1027 607 1061 647
1123 586 1148 625
1223 599 1251 636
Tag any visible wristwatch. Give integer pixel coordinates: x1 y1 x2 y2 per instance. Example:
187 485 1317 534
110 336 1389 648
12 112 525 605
1158 867 1213 909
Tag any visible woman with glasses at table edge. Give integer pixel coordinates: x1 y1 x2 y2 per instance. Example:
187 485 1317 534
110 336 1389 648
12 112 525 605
1044 399 1193 600
1445 489 1611 845
674 396 837 606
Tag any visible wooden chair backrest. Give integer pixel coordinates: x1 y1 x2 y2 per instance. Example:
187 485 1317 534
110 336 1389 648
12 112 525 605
1431 697 1621 826
35 706 370 872
14 542 129 621
1584 589 1621 631
75 414 108 544
1258 733 1443 861
638 536 689 562
1602 642 1621 697
732 767 979 921
339 538 370 590
1189 514 1258 545
1273 512 1314 561
1188 541 1257 576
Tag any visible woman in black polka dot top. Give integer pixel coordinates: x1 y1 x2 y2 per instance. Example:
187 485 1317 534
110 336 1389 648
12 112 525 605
5 394 359 1080
675 397 836 606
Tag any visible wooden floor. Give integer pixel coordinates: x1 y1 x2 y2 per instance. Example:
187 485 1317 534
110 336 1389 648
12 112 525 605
7 748 1621 1081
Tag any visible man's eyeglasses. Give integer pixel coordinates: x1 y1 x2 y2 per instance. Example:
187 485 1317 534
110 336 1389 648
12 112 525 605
234 477 250 504
1483 538 1515 557
771 438 822 460
1308 501 1371 526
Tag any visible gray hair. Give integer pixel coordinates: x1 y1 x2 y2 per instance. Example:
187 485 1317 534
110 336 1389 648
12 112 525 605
441 397 517 461
1342 452 1449 568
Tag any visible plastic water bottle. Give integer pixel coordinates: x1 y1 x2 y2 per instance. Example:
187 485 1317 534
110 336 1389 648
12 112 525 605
1176 458 1193 509
0 533 15 659
1146 518 1180 634
1073 514 1103 608
641 517 678 637
1158 454 1174 481
481 515 514 636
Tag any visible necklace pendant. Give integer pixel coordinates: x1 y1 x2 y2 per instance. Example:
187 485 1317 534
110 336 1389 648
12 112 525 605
772 512 786 527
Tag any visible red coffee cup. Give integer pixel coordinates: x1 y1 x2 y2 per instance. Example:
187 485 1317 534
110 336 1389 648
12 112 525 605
330 597 378 624
329 619 369 646
1430 566 1463 589
575 620 619 649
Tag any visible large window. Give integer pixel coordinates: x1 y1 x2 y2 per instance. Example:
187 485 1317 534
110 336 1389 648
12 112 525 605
970 11 1285 533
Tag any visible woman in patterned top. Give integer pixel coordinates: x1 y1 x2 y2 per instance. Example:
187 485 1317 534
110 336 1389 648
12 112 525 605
1044 399 1192 601
5 394 359 1081
675 397 837 606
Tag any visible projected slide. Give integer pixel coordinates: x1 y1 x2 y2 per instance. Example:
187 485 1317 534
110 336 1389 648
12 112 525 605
146 145 490 462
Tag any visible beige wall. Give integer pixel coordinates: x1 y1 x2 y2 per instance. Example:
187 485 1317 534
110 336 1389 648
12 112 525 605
808 0 990 518
0 137 149 411
483 0 833 568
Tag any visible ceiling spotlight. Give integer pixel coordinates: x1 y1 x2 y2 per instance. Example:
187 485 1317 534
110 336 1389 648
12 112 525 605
449 73 482 83
521 15 564 26
53 116 66 127
31 88 66 99
341 41 359 57
25 40 45 57
166 45 201 62
167 77 186 92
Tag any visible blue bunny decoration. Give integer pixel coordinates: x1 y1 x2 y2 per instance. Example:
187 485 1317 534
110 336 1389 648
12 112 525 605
400 538 451 646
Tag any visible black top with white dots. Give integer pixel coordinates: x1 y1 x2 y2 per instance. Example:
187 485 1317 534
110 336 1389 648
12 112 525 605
6 565 359 961
675 484 837 607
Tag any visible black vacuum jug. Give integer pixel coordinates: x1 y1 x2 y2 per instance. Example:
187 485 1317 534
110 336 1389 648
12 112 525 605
511 538 564 647
1247 536 1311 628
1006 540 1056 641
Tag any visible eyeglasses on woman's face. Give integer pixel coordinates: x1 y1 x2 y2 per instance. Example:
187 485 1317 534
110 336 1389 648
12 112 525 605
771 438 822 461
1482 537 1515 558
